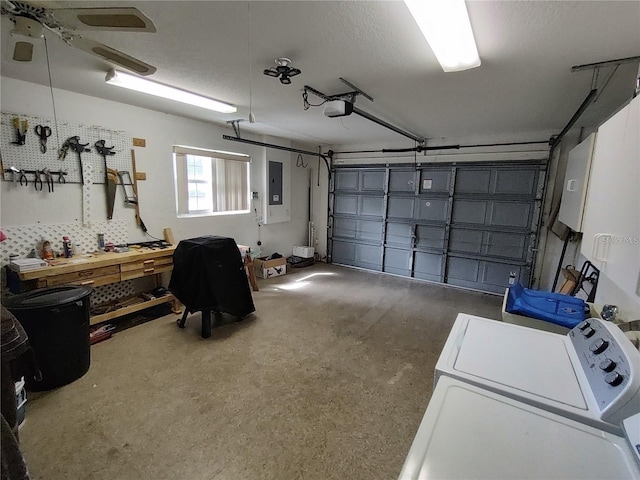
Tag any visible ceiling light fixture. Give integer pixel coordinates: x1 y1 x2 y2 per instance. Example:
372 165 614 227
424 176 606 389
105 69 237 113
404 0 480 72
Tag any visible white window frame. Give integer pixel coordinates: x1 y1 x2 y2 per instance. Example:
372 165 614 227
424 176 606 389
173 145 251 217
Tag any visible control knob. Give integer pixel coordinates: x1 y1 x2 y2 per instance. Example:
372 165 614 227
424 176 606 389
599 358 617 372
589 338 609 354
577 320 591 331
605 372 624 387
582 327 595 338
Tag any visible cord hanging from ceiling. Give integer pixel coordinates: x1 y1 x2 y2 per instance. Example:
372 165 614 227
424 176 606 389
43 33 60 150
247 2 255 123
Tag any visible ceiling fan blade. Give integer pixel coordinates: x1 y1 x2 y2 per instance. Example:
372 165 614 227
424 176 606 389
68 35 156 76
13 41 34 62
287 67 302 77
52 7 156 32
263 68 280 77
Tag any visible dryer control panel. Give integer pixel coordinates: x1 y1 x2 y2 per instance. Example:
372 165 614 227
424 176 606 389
569 319 640 422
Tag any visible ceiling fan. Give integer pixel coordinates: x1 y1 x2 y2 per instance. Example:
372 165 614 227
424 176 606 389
263 57 301 85
1 0 157 76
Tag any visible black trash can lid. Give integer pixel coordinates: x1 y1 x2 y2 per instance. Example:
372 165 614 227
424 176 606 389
4 286 92 310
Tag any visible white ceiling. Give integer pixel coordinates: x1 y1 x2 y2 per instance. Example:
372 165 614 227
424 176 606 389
1 1 639 147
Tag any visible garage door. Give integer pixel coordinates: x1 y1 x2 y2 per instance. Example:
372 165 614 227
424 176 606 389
329 162 545 293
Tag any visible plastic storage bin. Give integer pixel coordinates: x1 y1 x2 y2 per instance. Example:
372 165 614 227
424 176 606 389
5 286 92 391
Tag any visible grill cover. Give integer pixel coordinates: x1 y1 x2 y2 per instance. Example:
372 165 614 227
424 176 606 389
169 236 255 317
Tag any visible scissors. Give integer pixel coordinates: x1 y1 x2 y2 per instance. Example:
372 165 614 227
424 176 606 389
35 125 52 153
34 170 43 191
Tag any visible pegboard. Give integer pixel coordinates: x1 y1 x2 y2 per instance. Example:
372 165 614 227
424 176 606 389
0 220 128 265
1 111 133 185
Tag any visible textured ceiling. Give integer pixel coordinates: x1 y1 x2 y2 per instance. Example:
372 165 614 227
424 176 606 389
1 1 639 147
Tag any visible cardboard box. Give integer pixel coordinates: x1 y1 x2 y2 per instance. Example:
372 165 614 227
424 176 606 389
254 257 287 279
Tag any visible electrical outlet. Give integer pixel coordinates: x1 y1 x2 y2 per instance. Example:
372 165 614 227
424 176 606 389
252 191 259 199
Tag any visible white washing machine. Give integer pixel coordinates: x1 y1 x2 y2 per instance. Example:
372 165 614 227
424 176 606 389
433 314 640 434
398 375 640 479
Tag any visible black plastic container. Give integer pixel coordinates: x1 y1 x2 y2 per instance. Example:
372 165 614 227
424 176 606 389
5 286 92 391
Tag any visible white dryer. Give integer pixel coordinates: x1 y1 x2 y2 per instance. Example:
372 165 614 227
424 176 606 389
398 376 640 479
434 314 640 434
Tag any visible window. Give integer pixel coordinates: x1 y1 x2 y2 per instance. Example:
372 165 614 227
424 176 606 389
173 146 250 216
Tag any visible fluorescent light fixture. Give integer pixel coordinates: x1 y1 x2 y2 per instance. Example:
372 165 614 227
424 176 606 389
404 0 481 72
105 69 237 113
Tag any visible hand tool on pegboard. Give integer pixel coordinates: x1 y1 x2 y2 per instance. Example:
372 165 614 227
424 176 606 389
42 168 54 192
11 117 28 145
35 125 52 153
9 166 20 186
95 140 118 219
63 136 91 184
95 140 118 220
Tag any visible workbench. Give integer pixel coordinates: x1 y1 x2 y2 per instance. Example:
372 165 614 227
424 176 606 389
8 246 178 325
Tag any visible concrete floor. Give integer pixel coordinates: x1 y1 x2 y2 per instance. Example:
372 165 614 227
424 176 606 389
19 263 502 480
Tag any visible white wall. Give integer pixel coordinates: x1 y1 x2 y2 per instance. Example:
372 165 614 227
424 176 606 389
0 77 314 257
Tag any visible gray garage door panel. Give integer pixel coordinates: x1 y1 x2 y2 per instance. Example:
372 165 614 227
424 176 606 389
456 170 492 194
415 198 449 222
332 241 382 271
416 225 446 250
334 194 384 218
388 197 414 219
494 169 537 195
450 229 528 261
490 202 531 228
355 244 382 270
386 223 412 248
446 257 530 293
456 168 538 196
334 195 358 215
452 200 531 228
362 170 385 191
361 196 385 217
414 252 443 282
334 218 383 242
419 170 452 193
486 231 528 260
389 170 416 192
333 218 357 239
384 248 411 276
332 240 356 265
449 229 484 255
335 170 359 191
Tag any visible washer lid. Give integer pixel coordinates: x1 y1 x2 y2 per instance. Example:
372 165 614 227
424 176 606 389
399 376 639 479
5 286 92 309
452 316 587 409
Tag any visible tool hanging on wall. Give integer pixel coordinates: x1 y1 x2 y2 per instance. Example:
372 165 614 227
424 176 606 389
42 168 54 192
9 166 20 186
11 118 28 145
95 140 118 219
35 125 52 153
117 171 138 205
64 136 91 184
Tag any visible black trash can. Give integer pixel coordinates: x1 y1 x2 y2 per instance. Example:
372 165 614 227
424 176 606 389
5 286 92 391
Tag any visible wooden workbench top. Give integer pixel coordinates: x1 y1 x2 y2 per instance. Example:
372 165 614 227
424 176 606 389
13 246 176 281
